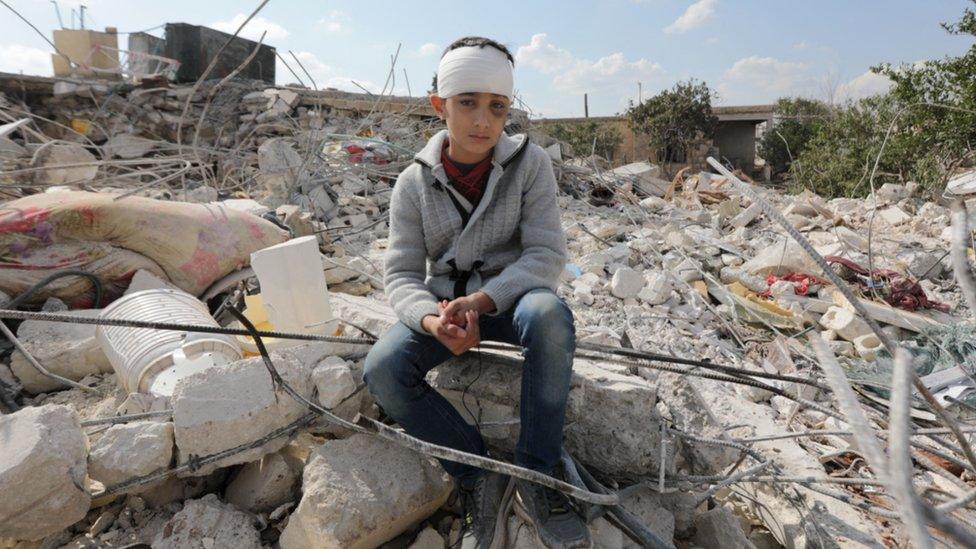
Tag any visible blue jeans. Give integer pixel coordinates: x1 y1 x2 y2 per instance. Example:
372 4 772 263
363 288 576 484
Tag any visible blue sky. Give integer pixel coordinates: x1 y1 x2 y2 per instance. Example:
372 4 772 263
1 0 973 117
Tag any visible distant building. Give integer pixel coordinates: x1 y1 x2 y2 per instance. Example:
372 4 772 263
534 104 774 175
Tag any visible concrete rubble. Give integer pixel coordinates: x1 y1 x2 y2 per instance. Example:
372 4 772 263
1 69 975 549
278 434 453 548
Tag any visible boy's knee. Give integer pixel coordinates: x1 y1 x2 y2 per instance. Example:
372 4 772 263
516 290 575 346
362 348 402 401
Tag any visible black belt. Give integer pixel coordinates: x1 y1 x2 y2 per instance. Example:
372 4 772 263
446 259 484 299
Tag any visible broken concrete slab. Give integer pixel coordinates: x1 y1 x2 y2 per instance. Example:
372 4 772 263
741 240 819 277
88 421 174 489
10 308 112 394
693 507 755 549
328 293 674 475
33 143 98 185
729 202 763 228
258 138 306 209
877 205 912 226
224 448 302 513
431 352 674 477
654 372 737 475
124 269 179 294
685 375 887 547
611 162 669 197
102 134 159 159
154 493 260 549
170 348 313 475
638 271 672 305
279 434 453 549
619 486 676 548
0 404 90 541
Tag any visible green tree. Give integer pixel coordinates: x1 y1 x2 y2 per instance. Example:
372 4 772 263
874 1 976 188
546 120 622 160
758 97 832 174
792 1 976 198
626 79 718 164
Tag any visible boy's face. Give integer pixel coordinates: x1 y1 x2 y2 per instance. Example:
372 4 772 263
431 92 510 163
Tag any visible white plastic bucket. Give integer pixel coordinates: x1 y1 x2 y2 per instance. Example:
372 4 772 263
250 236 335 336
96 289 242 394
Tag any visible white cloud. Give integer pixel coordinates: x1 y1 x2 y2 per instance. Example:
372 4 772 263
418 43 440 57
793 41 811 50
0 44 53 77
516 33 664 115
210 14 289 42
516 33 577 74
317 10 347 33
664 0 717 34
718 55 812 104
836 70 893 101
276 51 375 92
724 56 806 87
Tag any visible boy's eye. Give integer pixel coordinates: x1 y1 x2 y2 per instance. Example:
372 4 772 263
460 99 474 106
492 102 505 109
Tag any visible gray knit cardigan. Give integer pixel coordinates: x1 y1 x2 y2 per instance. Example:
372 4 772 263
383 129 568 333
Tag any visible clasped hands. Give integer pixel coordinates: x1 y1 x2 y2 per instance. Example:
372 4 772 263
421 292 496 355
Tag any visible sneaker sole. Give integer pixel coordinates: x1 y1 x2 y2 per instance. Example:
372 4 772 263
513 490 594 549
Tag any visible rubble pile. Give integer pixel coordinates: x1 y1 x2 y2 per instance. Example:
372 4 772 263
1 72 975 548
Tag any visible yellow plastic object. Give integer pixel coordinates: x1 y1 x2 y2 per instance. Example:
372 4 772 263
726 282 804 330
71 118 91 135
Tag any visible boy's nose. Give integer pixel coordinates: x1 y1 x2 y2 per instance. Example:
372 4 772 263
473 109 489 127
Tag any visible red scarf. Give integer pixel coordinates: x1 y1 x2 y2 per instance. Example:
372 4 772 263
441 141 493 205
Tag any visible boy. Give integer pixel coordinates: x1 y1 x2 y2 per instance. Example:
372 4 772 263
363 37 590 549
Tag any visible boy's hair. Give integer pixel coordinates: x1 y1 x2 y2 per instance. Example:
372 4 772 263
430 36 515 94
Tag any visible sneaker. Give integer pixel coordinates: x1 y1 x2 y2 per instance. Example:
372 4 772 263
458 471 509 548
513 479 592 549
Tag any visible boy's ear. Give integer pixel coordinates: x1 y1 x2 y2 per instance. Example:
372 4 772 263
430 94 446 120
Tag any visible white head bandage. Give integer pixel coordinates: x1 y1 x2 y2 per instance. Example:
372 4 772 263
436 46 513 100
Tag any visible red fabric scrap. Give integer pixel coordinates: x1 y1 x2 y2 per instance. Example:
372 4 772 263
825 255 950 313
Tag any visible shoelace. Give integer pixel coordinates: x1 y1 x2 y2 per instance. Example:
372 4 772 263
544 486 571 514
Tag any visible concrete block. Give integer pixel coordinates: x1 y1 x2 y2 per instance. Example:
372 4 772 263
154 493 260 549
279 434 453 549
102 134 158 159
171 348 313 475
818 306 873 342
611 267 644 299
33 143 97 185
673 258 703 283
693 507 755 549
742 240 819 277
124 269 178 294
429 354 674 477
729 202 762 228
877 205 912 226
0 404 90 541
88 421 174 489
224 449 302 513
619 486 676 548
638 271 672 305
329 294 674 476
10 309 112 394
311 356 358 409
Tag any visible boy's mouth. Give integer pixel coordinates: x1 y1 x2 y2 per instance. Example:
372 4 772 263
470 135 491 142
